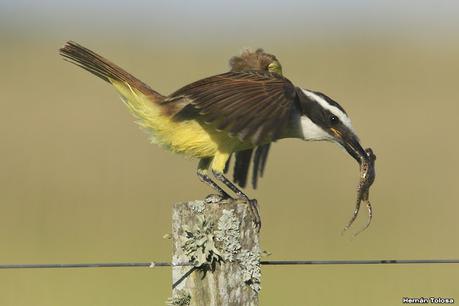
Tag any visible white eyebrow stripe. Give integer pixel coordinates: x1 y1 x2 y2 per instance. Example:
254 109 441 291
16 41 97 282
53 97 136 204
301 89 354 131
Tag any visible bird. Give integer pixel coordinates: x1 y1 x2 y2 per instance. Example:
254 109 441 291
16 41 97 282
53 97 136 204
59 41 372 230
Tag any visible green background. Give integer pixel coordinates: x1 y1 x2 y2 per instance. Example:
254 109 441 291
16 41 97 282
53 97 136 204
1 1 458 305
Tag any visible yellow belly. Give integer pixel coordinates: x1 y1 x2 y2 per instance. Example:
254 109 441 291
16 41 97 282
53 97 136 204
144 114 228 158
112 80 249 159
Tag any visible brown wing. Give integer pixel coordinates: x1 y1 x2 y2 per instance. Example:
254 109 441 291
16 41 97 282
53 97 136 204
165 70 297 145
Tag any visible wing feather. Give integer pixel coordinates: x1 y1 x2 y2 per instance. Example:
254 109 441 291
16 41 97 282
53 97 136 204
233 149 253 188
227 143 272 189
167 70 297 145
252 144 271 188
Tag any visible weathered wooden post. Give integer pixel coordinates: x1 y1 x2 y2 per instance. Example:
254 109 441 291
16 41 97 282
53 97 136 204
170 199 260 306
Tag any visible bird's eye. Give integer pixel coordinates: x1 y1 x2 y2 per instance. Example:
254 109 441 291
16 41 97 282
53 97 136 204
330 115 339 124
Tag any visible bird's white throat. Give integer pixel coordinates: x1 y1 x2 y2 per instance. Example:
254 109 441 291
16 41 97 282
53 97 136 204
300 116 333 141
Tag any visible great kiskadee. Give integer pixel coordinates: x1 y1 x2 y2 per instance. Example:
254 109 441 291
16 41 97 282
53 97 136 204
59 41 374 230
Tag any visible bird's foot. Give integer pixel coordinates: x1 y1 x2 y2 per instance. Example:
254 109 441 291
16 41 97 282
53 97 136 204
205 193 261 231
205 193 233 204
247 198 261 232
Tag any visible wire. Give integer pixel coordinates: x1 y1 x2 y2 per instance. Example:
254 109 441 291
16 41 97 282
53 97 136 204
0 262 192 269
260 259 459 265
0 259 458 269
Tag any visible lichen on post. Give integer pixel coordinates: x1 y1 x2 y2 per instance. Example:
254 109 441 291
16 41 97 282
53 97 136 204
171 199 260 306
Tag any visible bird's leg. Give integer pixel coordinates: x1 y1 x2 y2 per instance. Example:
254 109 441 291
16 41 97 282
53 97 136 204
212 169 261 230
197 158 232 203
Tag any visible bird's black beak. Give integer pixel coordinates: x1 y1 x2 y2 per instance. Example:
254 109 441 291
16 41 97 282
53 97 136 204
330 128 368 164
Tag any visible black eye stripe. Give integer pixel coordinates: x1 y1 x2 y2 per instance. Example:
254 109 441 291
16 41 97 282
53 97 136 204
327 113 341 127
312 91 347 115
296 88 345 130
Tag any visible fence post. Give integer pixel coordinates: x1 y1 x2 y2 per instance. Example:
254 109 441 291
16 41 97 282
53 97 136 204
171 199 260 306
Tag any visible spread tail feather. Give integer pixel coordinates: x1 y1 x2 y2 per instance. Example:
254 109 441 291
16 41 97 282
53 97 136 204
60 40 167 138
59 41 163 101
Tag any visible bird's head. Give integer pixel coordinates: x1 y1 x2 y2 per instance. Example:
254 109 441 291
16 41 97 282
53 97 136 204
229 48 283 75
297 88 368 164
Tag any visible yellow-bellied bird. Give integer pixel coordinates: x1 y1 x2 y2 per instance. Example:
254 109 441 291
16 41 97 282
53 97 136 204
59 42 373 230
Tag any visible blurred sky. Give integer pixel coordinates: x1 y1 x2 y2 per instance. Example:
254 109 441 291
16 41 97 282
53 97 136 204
2 0 459 44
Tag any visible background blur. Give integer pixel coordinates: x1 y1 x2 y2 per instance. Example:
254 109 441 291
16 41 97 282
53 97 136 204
1 1 458 305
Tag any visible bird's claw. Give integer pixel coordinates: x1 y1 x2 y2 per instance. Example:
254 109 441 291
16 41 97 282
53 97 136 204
205 194 230 203
206 195 261 231
247 198 262 232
